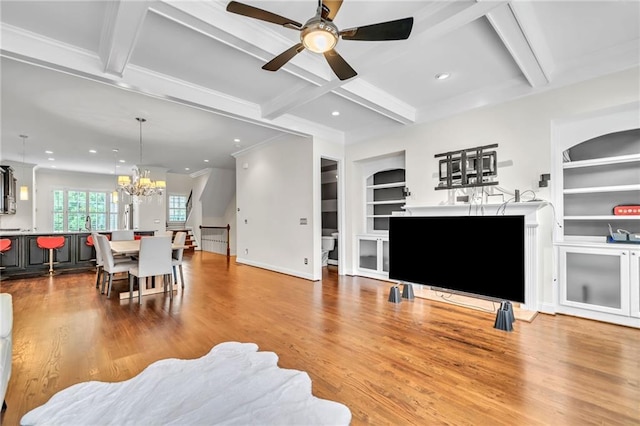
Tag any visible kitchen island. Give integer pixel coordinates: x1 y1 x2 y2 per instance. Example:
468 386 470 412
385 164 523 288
0 230 155 279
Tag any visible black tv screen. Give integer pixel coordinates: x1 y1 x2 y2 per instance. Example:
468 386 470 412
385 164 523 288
389 215 525 303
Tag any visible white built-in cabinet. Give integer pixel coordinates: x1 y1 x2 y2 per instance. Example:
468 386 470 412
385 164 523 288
552 102 640 327
355 153 405 279
356 235 389 279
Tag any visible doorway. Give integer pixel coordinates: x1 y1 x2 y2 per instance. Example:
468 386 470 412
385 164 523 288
320 158 339 274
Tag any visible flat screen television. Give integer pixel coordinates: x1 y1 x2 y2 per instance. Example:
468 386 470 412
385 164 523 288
389 215 525 303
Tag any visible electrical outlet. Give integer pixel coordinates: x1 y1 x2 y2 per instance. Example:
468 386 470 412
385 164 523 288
304 258 308 265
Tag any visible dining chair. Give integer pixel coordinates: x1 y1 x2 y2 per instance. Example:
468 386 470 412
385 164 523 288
110 230 134 241
91 233 123 289
171 231 187 289
96 234 137 298
155 230 174 239
128 236 173 304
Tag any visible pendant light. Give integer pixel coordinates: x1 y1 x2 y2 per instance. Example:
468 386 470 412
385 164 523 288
112 149 119 204
19 135 29 201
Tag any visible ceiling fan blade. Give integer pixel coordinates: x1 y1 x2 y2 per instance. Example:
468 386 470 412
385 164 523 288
321 0 343 21
262 43 305 71
226 1 302 29
340 17 414 41
323 49 357 81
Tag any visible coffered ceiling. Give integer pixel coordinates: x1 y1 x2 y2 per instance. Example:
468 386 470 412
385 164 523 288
1 1 638 175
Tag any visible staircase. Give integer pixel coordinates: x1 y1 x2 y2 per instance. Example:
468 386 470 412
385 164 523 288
167 227 198 251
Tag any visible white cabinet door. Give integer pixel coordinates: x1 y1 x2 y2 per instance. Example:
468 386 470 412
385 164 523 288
357 236 389 279
559 245 630 316
630 250 640 318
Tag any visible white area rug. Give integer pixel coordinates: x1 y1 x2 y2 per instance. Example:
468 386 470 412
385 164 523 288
21 342 351 425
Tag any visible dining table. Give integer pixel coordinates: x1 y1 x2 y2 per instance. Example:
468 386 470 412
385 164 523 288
110 239 185 300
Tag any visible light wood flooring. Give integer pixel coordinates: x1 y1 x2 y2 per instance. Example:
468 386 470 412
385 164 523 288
1 251 639 425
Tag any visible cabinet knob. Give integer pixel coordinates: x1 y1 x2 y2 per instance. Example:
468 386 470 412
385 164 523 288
622 252 627 255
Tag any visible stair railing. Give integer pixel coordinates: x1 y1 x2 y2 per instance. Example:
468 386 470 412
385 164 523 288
199 225 230 257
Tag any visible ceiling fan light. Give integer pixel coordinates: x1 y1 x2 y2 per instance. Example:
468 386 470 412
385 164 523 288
302 26 337 53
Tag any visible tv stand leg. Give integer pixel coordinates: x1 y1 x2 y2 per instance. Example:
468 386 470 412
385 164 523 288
401 283 415 300
494 301 515 331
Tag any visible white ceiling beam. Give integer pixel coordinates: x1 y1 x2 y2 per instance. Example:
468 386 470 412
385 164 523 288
261 79 345 120
0 23 344 144
507 1 555 82
261 1 510 124
98 0 150 78
484 2 549 88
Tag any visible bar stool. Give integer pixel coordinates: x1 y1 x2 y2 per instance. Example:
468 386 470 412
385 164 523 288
0 239 11 272
37 236 66 275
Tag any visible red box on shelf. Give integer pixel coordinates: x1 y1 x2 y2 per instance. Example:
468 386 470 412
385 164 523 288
613 205 640 215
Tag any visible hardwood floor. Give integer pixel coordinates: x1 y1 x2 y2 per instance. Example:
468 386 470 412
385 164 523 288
1 251 639 425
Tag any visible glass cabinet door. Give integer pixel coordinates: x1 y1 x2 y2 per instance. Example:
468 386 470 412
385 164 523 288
631 250 640 318
560 246 630 315
382 239 389 273
358 238 378 271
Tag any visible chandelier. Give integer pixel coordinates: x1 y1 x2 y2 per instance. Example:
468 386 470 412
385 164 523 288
117 117 165 203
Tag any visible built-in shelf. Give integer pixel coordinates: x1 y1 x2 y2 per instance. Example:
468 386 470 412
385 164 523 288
562 153 640 169
366 168 406 232
367 200 405 205
565 215 640 220
564 184 640 194
366 182 406 190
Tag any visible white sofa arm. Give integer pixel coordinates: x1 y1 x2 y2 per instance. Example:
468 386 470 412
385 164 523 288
0 294 12 339
1 293 13 409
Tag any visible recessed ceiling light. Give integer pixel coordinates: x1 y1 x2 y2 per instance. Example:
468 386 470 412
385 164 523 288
233 138 240 143
185 167 190 171
89 149 97 154
119 159 126 163
51 165 56 168
47 157 55 161
204 159 209 163
331 111 340 116
45 150 53 154
435 73 451 80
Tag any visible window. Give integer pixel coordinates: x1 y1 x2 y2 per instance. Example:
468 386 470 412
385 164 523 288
53 190 117 231
168 195 187 222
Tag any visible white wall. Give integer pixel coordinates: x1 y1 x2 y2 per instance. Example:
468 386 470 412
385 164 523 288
235 134 314 279
344 66 640 307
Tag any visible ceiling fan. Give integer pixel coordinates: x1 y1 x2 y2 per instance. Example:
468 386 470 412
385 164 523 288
226 0 414 81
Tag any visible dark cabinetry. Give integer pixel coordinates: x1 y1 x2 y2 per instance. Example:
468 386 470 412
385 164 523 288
0 165 16 214
26 235 73 267
0 236 21 270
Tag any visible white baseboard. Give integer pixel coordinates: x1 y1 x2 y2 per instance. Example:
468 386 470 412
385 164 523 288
235 258 315 281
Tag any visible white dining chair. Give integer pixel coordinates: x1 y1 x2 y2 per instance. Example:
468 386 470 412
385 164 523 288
91 232 104 289
96 234 137 298
128 236 173 304
155 230 174 239
171 231 187 289
111 230 134 241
